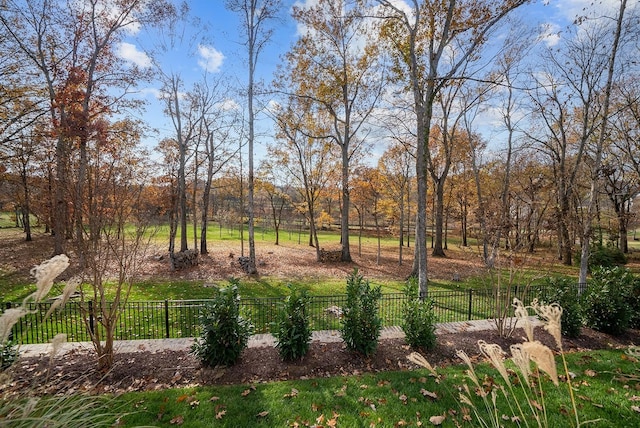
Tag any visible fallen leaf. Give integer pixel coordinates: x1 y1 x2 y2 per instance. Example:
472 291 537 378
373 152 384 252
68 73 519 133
399 394 408 404
241 389 252 397
215 410 226 420
429 414 446 425
170 415 184 425
284 388 299 398
631 406 640 413
189 400 199 408
584 369 597 377
420 389 438 400
530 400 543 411
209 396 220 402
257 411 269 418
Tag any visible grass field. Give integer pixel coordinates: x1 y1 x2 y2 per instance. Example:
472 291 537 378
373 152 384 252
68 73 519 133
107 348 640 427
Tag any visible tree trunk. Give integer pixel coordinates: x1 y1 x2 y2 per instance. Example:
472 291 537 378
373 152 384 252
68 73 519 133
340 150 352 262
432 178 446 257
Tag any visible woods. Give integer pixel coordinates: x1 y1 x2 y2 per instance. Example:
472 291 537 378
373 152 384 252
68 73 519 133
1 0 640 370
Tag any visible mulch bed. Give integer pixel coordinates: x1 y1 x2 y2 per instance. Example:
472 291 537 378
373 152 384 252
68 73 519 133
3 326 640 398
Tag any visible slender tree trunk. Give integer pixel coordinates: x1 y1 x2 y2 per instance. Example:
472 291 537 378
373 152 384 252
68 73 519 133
432 178 446 257
20 164 32 242
340 148 352 262
398 190 404 265
579 0 627 284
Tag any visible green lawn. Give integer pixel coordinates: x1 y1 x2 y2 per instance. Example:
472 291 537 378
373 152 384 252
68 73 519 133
109 349 640 427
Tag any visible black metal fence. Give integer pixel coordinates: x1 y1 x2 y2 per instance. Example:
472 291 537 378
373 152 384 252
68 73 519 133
2 286 553 345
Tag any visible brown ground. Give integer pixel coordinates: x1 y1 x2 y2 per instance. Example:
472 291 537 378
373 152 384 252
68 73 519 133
3 326 640 398
1 229 640 397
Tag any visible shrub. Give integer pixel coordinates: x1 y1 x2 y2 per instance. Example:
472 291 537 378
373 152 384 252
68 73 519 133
272 286 312 361
0 340 18 371
543 277 583 338
191 281 253 367
582 266 634 336
340 269 382 356
574 241 627 270
401 278 437 350
629 278 640 329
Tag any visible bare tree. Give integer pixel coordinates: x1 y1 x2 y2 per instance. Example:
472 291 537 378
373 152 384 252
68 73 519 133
226 0 281 274
376 0 529 296
283 0 383 263
269 96 337 260
578 0 632 284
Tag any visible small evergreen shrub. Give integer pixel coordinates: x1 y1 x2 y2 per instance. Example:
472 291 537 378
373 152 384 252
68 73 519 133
273 286 312 361
574 242 627 270
191 282 253 367
543 277 583 338
340 269 382 356
582 266 633 336
401 278 437 350
1 340 18 371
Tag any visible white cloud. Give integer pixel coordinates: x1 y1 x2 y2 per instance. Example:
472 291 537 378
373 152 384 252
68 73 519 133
197 44 225 73
538 23 561 47
117 42 151 68
215 98 240 111
140 87 162 99
553 0 622 22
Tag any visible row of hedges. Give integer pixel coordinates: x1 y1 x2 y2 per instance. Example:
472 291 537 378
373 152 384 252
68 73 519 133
192 270 438 367
544 266 640 338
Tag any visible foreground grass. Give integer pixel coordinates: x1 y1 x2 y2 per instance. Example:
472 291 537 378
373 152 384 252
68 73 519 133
113 349 640 427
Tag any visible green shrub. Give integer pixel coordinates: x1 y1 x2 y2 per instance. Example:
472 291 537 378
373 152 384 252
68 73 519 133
340 269 382 356
401 278 437 350
574 242 627 270
191 281 253 367
583 267 634 336
0 340 18 371
272 286 312 361
543 277 583 338
627 275 640 329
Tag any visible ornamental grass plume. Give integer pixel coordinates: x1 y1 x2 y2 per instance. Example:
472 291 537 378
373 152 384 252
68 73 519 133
510 343 532 386
522 340 559 386
407 351 438 377
1 255 73 364
513 297 535 342
27 254 70 303
531 301 563 350
478 340 510 386
0 307 28 343
45 275 81 318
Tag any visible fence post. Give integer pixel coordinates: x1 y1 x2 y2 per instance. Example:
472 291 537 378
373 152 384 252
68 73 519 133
467 289 473 321
6 302 14 342
88 300 94 335
165 300 170 338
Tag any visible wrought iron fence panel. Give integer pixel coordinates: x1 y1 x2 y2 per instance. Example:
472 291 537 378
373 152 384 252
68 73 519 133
2 284 562 345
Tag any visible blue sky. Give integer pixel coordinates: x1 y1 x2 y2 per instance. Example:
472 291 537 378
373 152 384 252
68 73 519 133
118 0 623 160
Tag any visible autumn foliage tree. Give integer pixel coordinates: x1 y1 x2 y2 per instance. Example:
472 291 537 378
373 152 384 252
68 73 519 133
283 0 383 262
376 0 530 296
